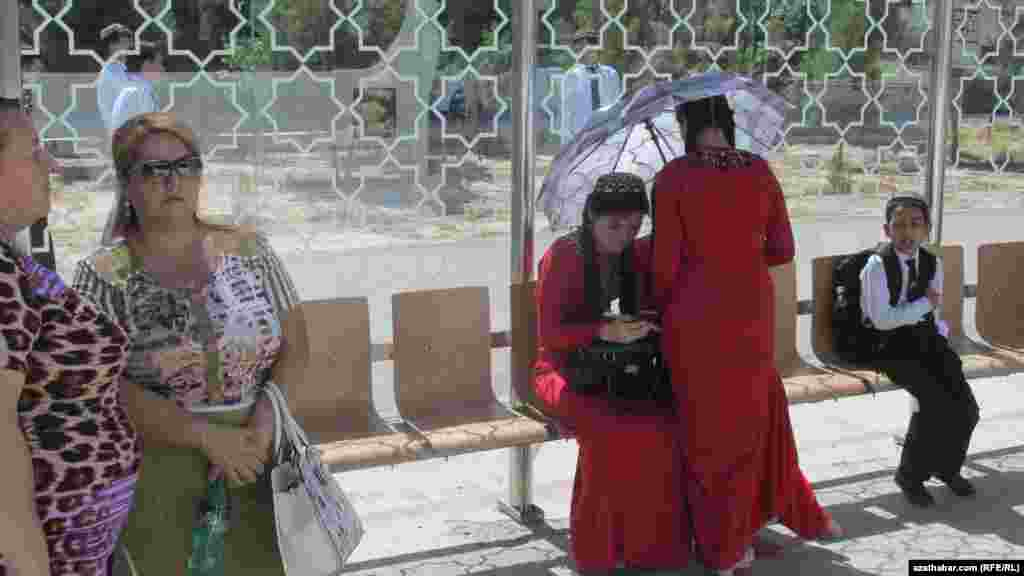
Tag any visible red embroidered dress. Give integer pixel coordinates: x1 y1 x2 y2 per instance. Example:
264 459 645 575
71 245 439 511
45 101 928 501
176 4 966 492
652 148 830 570
532 232 691 572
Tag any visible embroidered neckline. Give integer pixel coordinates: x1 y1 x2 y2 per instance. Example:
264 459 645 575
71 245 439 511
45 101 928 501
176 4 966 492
0 239 66 299
688 147 755 170
20 253 69 300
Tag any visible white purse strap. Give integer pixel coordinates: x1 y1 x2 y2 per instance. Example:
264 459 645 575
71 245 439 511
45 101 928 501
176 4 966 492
265 380 311 464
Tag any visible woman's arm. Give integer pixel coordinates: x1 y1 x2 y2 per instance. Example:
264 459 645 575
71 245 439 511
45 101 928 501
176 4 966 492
537 240 604 351
0 370 52 576
247 234 301 458
120 381 266 486
119 380 212 451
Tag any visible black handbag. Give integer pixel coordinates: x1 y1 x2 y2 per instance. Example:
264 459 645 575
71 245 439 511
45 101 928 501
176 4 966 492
565 332 674 407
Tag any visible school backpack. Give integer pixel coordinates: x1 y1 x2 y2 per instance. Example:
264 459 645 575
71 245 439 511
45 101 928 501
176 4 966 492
831 243 937 364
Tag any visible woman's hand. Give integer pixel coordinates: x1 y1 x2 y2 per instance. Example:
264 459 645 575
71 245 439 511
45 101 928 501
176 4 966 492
599 317 660 344
200 424 269 487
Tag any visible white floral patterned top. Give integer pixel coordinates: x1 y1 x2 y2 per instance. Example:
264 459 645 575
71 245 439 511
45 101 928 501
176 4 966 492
73 231 299 411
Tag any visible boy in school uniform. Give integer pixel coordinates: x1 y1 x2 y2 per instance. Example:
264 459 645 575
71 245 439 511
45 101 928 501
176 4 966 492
860 195 980 507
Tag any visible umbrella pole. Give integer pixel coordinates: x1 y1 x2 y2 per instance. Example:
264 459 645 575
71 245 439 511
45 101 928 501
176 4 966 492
644 119 670 165
610 123 636 173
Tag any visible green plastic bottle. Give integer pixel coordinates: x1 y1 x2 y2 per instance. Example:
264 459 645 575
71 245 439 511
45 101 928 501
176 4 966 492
187 476 230 576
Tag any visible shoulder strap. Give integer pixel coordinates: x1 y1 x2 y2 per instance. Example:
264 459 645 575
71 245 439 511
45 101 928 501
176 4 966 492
876 242 902 308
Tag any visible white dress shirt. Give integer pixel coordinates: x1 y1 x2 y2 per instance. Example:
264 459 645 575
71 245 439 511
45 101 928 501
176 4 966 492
97 61 129 134
859 247 950 338
559 64 621 145
109 77 159 137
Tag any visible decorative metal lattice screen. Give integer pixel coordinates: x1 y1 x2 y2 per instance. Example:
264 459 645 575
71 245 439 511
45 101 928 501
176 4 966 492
18 0 1022 274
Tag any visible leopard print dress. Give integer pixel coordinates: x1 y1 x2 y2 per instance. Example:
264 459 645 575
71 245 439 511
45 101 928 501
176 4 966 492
0 242 140 576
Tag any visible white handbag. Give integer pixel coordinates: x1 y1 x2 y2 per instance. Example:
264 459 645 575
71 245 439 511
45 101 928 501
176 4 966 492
265 381 365 575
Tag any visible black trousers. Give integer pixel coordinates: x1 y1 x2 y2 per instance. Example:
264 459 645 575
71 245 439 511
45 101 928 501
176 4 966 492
874 325 980 483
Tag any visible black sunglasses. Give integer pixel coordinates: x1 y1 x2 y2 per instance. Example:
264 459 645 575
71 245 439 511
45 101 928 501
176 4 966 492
133 155 203 179
0 93 33 115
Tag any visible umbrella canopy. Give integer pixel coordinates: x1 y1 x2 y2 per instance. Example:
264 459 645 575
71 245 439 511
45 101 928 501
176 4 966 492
538 71 790 230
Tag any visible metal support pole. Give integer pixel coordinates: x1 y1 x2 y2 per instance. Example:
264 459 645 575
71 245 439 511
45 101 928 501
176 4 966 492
925 0 954 245
503 0 542 525
1 0 21 98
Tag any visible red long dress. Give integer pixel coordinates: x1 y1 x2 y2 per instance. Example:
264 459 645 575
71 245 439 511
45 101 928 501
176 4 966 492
532 232 691 572
652 148 830 570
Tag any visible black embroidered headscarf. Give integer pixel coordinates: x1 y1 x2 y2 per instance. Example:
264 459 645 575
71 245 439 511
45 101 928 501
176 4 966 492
676 95 736 152
577 172 650 320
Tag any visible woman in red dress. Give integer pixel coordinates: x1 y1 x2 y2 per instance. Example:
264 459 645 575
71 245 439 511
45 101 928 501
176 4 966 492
651 96 842 575
533 173 691 574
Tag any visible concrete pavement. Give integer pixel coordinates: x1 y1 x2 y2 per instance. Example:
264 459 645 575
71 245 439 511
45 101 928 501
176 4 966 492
336 372 1024 575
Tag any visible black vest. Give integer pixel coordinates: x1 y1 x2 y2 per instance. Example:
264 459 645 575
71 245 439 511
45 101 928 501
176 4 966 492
875 242 937 326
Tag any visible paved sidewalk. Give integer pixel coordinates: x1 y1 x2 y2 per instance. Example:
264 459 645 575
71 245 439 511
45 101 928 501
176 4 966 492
335 373 1024 575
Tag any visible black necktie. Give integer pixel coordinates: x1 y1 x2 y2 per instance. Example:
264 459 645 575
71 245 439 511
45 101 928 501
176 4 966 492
907 258 918 291
589 66 600 111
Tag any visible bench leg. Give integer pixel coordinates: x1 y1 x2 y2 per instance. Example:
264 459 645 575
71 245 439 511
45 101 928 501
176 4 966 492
498 445 545 525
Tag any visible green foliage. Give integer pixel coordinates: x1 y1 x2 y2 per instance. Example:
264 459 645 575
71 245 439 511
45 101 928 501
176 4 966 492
828 142 853 195
730 45 770 75
800 47 836 81
575 0 595 30
738 0 771 46
365 100 390 125
865 45 882 82
777 0 815 41
704 13 736 43
666 46 711 77
828 0 867 53
222 32 273 72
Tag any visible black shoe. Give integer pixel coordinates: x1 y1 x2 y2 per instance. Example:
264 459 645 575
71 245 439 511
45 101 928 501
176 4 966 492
940 474 977 497
895 474 935 507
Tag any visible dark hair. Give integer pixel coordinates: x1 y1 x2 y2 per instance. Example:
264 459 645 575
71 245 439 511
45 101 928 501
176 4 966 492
885 195 930 226
125 41 165 73
578 173 649 320
676 95 736 152
100 24 133 58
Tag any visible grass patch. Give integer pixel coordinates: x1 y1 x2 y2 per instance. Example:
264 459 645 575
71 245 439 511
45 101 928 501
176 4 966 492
955 123 1024 161
430 222 464 240
478 227 505 239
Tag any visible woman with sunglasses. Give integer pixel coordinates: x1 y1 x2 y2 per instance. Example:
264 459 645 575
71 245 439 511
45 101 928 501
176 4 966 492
73 113 298 575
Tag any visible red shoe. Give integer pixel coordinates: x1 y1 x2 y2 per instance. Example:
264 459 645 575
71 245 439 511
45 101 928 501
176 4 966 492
819 512 844 541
